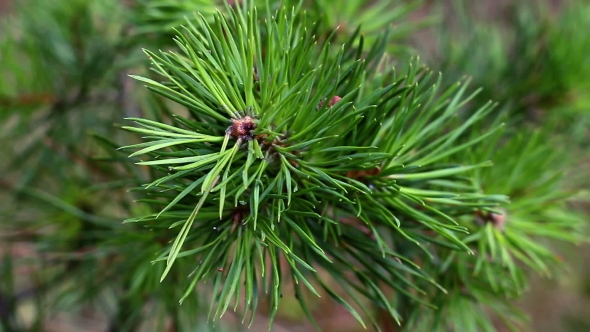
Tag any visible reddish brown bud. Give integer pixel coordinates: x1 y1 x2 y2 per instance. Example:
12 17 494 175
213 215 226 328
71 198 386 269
227 115 256 140
328 96 342 106
475 209 507 231
317 95 342 109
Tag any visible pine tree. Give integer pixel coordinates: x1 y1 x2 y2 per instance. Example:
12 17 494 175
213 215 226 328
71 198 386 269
0 0 587 331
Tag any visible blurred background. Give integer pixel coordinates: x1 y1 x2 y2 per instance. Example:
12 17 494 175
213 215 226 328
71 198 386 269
1 0 589 331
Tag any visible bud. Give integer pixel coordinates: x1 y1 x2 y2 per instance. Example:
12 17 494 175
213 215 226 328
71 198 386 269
227 115 256 140
317 95 342 109
475 209 507 231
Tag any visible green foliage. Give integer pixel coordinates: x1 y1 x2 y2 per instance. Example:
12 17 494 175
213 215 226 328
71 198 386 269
405 117 586 331
119 2 583 330
0 0 130 193
0 0 587 331
133 0 222 35
133 0 428 57
426 0 590 129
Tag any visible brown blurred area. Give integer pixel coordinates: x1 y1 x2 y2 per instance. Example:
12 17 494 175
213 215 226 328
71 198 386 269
0 0 9 13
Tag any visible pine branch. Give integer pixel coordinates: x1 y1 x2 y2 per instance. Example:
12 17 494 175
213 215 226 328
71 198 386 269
1 0 587 331
121 3 511 328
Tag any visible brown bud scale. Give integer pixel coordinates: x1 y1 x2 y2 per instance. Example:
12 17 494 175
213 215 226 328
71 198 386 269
227 115 256 141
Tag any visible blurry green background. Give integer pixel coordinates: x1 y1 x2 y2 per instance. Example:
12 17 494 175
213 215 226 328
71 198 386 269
1 0 589 331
